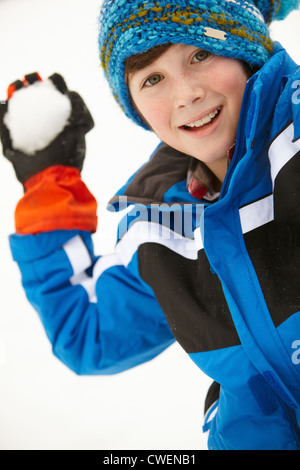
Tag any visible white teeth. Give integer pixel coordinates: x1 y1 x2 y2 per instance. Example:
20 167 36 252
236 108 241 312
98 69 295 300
186 108 220 128
202 115 211 124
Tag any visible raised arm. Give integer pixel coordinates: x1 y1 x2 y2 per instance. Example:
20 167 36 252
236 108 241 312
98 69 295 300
0 73 174 375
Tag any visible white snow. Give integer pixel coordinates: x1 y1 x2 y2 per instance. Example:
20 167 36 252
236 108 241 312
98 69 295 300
4 80 72 155
0 0 299 452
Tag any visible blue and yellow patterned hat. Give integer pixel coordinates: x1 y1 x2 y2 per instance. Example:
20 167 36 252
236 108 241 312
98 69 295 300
98 0 299 129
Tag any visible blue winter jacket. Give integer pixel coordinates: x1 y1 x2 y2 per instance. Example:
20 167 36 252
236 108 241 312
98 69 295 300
9 43 300 450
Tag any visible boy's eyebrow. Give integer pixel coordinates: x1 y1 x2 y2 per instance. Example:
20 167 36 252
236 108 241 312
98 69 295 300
124 43 173 83
131 64 159 78
127 63 162 89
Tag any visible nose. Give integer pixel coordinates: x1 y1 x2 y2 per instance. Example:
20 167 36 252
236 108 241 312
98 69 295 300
171 72 205 109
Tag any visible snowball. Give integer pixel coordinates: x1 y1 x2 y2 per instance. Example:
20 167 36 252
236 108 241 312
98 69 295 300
4 79 72 155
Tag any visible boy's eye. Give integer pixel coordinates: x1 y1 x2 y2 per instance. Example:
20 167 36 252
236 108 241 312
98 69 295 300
192 50 210 63
144 74 163 87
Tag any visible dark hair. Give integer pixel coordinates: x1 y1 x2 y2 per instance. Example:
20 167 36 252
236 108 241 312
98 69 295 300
125 43 172 84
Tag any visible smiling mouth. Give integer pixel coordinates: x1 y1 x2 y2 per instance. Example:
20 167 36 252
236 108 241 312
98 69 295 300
181 107 222 131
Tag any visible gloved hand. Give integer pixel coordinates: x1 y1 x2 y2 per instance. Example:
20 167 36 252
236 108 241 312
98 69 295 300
0 72 94 185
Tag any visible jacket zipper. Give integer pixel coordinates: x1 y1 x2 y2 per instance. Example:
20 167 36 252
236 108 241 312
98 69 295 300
219 80 253 200
273 391 300 448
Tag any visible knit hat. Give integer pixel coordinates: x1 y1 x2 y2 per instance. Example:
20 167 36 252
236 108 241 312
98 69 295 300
98 0 300 129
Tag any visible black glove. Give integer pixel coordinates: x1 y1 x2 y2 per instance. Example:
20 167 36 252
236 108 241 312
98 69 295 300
0 72 94 185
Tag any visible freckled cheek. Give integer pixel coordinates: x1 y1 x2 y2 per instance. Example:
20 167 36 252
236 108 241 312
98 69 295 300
210 63 247 99
219 84 245 122
214 73 242 94
142 100 171 132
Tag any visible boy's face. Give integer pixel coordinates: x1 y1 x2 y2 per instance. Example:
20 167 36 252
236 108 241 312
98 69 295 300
128 44 249 182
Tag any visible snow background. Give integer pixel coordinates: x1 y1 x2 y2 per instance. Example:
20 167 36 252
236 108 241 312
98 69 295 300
0 0 299 451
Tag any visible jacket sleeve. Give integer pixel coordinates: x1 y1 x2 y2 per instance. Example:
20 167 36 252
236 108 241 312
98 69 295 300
9 165 175 375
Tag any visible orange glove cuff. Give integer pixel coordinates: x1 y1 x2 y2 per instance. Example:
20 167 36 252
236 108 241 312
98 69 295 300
15 165 98 234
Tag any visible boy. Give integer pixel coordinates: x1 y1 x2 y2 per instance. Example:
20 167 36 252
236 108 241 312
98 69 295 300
1 0 300 450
